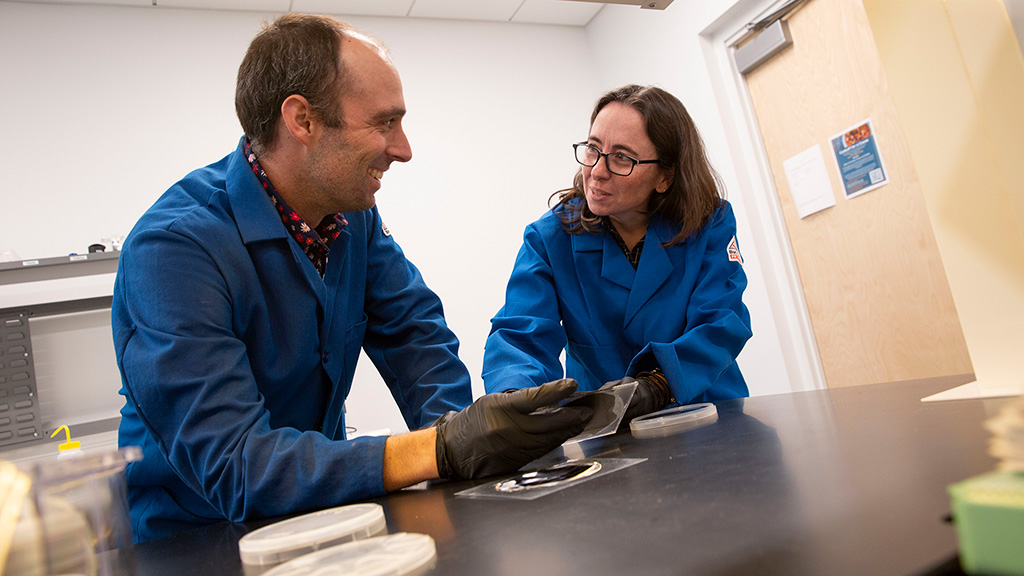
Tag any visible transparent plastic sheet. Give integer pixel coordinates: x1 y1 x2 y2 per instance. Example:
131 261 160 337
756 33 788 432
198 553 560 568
538 380 637 446
454 457 647 501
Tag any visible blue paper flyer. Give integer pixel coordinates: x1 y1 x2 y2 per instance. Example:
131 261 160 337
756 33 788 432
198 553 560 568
830 119 888 199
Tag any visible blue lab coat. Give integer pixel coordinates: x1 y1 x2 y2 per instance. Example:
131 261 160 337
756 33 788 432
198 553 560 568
114 138 471 542
483 200 751 404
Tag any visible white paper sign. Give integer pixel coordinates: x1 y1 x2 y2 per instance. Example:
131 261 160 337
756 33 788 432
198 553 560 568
782 144 836 219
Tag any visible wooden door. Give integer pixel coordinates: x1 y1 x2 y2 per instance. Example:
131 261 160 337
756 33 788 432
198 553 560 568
741 0 973 387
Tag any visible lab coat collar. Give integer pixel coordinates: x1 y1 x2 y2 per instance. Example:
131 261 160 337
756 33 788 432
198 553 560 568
572 216 678 327
226 137 290 245
224 137 348 309
624 217 676 328
570 223 635 289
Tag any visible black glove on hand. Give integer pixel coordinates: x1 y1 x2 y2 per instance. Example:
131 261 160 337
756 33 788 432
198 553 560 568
434 378 594 481
602 370 672 424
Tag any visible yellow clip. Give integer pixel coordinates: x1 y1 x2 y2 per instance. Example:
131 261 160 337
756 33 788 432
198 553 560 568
50 425 81 452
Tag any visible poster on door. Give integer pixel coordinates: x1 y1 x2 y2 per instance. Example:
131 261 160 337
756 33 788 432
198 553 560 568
830 119 888 199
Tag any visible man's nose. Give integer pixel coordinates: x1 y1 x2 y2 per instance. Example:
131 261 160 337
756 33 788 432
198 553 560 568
388 127 412 163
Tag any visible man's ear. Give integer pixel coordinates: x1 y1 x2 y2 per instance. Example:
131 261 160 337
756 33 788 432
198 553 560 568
280 94 316 147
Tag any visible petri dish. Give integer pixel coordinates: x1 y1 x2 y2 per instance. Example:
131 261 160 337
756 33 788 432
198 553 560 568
238 503 387 567
261 533 436 576
629 403 718 438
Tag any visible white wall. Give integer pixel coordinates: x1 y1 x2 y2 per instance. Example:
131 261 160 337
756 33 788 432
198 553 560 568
345 16 604 433
0 0 796 437
0 1 603 436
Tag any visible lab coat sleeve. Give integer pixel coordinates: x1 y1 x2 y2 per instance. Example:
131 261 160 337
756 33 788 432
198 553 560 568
359 211 473 430
116 227 387 523
482 223 567 393
628 204 752 403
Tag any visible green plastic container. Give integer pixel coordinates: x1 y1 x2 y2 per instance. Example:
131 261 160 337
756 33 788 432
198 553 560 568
949 469 1024 575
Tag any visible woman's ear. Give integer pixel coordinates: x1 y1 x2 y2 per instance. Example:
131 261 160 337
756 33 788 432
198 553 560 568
655 172 673 194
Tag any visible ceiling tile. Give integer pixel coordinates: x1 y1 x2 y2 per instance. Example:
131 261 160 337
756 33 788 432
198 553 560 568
10 0 151 6
155 0 289 10
290 0 414 17
513 0 602 25
408 0 523 22
8 0 607 24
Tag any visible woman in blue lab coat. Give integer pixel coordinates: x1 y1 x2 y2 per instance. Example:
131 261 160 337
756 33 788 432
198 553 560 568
482 85 752 421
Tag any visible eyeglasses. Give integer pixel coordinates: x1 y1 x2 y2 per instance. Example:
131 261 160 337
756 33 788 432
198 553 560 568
573 142 659 177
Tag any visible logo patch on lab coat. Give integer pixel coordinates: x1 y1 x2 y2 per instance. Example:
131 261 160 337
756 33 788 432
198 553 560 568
727 235 743 265
382 222 391 237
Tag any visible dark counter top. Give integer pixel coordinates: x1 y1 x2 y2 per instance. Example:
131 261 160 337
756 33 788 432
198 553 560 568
132 375 1005 576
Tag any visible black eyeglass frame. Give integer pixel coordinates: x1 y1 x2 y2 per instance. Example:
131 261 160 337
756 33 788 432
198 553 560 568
572 142 660 177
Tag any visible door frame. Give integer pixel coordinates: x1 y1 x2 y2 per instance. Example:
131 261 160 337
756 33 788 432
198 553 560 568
698 0 826 392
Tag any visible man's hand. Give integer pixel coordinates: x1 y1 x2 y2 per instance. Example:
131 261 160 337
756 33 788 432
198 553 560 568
434 379 593 480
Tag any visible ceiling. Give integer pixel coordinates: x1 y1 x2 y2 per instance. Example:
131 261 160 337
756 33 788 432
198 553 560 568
5 0 608 26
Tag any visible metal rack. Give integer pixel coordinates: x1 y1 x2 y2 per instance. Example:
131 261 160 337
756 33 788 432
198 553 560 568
0 252 120 453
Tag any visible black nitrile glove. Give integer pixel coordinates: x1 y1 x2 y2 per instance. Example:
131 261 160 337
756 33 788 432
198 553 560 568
434 378 594 480
601 370 672 424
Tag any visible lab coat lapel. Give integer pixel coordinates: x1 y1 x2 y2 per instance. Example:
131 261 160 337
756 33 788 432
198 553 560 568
573 231 633 290
319 226 350 351
623 220 674 328
226 139 331 309
227 141 289 245
571 229 636 290
601 232 636 290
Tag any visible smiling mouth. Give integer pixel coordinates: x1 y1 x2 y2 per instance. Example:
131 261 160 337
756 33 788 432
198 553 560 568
369 167 384 180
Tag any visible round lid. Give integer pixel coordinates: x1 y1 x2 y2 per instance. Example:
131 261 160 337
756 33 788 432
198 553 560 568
261 533 436 576
238 503 387 566
630 403 718 438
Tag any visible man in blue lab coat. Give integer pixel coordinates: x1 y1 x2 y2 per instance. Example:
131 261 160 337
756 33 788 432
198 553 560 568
483 85 752 421
113 14 591 543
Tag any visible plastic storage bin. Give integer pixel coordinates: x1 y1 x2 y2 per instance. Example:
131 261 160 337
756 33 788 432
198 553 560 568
5 446 141 576
948 469 1024 575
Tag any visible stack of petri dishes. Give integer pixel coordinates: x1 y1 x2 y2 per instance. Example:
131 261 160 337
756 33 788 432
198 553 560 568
238 503 436 576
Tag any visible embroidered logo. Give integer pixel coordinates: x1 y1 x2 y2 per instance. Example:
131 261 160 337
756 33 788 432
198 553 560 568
727 235 743 265
382 222 391 237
